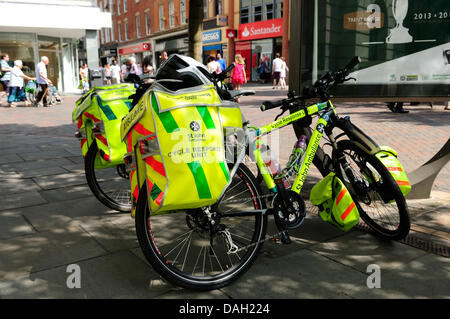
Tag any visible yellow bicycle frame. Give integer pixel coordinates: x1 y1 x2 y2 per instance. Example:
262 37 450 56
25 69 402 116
252 100 335 194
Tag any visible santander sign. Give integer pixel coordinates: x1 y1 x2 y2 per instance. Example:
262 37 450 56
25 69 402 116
238 18 283 40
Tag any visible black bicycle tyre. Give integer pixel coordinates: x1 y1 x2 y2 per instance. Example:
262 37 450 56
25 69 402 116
334 141 410 240
135 163 268 291
85 142 131 212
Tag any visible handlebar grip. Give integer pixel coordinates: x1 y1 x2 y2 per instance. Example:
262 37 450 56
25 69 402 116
344 56 361 73
260 100 283 111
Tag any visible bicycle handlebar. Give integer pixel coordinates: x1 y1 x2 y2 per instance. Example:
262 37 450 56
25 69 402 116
260 56 361 112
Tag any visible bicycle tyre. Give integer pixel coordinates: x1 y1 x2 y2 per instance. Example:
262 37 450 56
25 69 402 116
135 163 268 291
85 142 131 212
334 141 410 240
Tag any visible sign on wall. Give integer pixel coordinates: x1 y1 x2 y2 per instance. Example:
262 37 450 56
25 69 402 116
203 30 222 44
238 18 283 41
314 0 450 87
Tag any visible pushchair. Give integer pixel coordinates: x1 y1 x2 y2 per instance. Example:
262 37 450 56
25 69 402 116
25 81 61 106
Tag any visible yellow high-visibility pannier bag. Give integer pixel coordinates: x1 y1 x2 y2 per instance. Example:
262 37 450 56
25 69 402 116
121 83 244 215
73 84 136 168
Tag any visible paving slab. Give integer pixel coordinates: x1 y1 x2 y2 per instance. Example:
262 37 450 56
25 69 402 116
75 214 138 253
0 178 41 195
0 211 35 240
38 185 93 203
0 225 107 281
0 154 23 165
0 250 172 299
17 196 112 232
221 248 364 299
347 253 450 299
308 232 429 274
32 172 87 190
0 191 47 211
19 149 75 162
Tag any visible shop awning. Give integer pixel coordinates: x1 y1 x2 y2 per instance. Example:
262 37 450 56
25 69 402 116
0 2 111 38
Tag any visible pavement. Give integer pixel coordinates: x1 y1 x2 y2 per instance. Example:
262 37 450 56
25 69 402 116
0 87 449 299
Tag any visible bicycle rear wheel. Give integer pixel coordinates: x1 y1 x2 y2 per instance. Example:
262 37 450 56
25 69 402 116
334 141 410 240
85 142 132 212
135 163 267 290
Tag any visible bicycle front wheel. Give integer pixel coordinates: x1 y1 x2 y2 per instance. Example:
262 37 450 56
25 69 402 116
334 141 410 240
135 163 268 291
85 142 132 212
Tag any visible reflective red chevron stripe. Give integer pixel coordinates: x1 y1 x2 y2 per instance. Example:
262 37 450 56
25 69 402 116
83 112 101 122
77 116 83 129
387 166 403 172
154 191 164 206
80 139 87 148
95 134 108 146
127 132 133 152
396 180 410 186
133 122 153 136
341 202 356 221
130 169 135 181
336 188 347 206
144 156 166 177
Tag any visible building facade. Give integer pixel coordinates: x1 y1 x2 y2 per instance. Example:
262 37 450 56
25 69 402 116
100 0 289 81
0 0 110 93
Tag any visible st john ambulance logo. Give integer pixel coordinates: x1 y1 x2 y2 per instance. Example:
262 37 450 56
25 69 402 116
190 121 200 132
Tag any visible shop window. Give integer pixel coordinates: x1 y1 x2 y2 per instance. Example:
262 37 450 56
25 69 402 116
1 33 36 76
118 23 122 42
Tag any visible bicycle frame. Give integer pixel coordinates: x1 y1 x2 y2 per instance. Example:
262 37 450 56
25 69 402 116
251 100 334 195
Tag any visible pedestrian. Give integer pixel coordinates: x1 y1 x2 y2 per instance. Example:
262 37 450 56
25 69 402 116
279 56 289 90
445 102 449 110
121 61 128 81
272 53 283 90
0 53 12 102
216 53 226 72
142 55 154 76
35 56 52 107
8 60 36 107
207 55 222 75
129 57 139 75
110 60 121 84
231 54 247 102
104 63 112 85
161 51 168 64
258 56 269 84
387 102 408 113
79 63 89 94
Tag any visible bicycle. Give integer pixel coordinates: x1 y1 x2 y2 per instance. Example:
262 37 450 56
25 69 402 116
128 56 410 291
73 83 136 212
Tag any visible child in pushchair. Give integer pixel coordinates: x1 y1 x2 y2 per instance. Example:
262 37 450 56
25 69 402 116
25 81 62 106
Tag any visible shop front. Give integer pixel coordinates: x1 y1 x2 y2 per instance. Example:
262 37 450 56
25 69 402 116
118 42 151 66
100 44 118 66
202 29 228 65
154 34 188 68
236 18 283 82
0 32 78 93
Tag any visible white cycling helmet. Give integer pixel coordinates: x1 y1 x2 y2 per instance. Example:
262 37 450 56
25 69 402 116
155 54 214 90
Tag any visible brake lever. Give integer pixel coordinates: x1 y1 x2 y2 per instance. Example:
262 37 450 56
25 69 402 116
274 107 288 121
